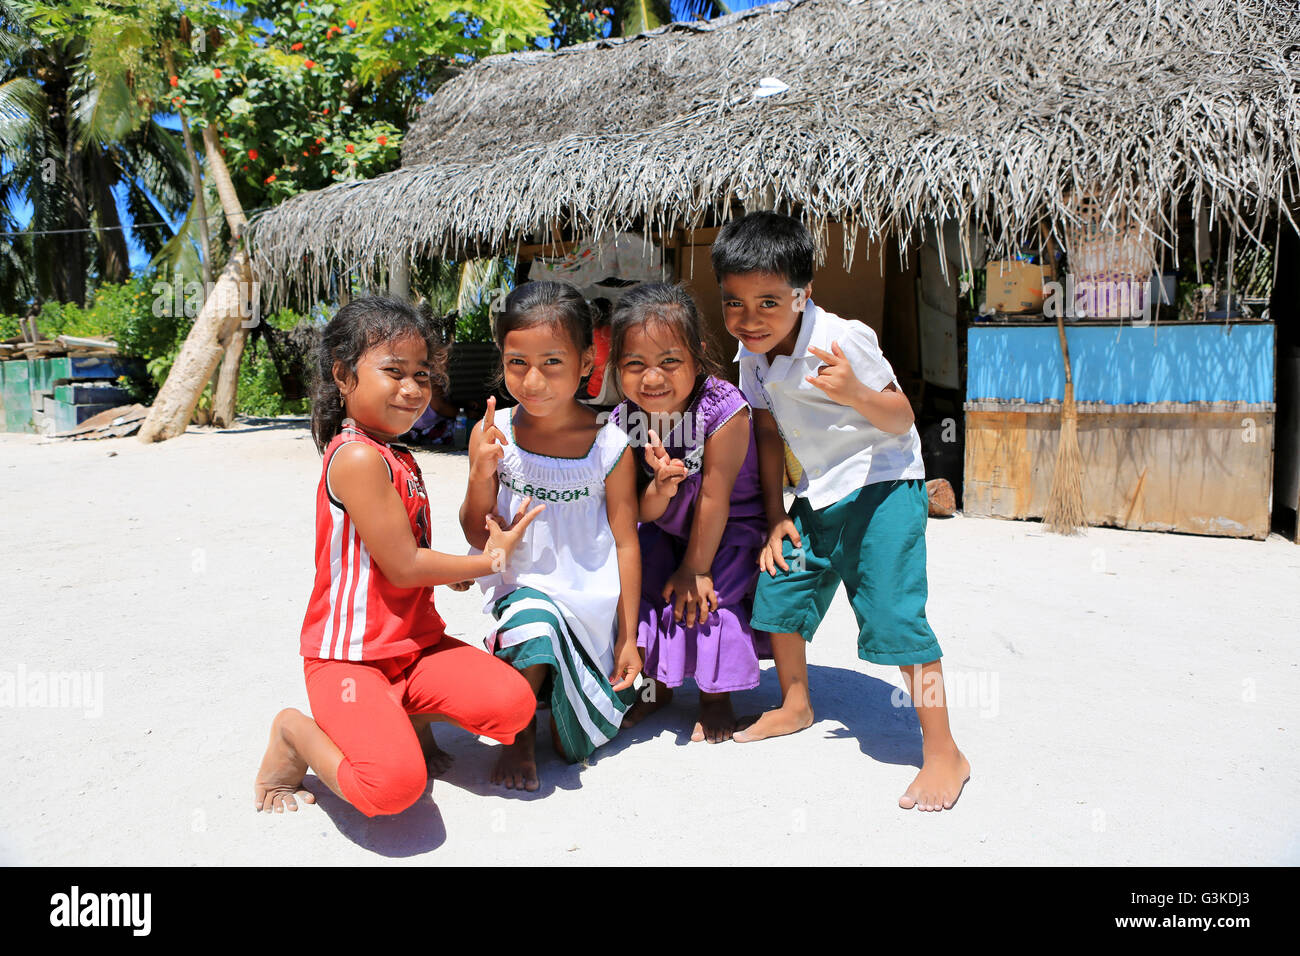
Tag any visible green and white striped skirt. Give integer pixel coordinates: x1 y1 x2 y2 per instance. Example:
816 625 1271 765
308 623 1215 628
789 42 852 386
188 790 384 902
487 587 631 763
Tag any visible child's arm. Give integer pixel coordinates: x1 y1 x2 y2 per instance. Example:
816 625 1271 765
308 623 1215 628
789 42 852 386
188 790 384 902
753 409 802 576
459 396 506 552
806 341 915 435
605 448 642 693
330 441 542 588
662 412 750 626
638 429 687 522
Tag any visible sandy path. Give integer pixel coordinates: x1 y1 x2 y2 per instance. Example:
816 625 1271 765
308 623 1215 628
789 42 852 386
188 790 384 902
1 419 1297 865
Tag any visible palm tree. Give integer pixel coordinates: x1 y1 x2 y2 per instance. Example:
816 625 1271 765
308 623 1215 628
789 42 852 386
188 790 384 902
0 0 191 306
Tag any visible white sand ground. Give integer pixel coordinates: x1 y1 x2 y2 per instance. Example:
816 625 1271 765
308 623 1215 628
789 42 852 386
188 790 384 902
0 417 1297 866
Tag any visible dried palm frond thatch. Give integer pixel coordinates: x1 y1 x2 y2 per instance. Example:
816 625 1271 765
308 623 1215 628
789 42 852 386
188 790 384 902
247 0 1300 305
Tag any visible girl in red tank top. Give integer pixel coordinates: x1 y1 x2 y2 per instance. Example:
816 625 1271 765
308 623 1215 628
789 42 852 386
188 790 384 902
254 296 545 818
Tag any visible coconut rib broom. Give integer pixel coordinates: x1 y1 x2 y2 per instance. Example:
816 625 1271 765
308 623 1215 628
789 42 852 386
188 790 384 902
1041 224 1086 534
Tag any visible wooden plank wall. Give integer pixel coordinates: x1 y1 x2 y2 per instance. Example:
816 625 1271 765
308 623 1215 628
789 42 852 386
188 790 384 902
964 402 1275 539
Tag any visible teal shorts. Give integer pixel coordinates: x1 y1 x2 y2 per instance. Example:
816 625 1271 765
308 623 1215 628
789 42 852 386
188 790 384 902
750 479 942 666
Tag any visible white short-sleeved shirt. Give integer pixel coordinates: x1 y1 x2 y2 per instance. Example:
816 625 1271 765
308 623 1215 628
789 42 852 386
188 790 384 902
736 301 925 510
476 407 630 672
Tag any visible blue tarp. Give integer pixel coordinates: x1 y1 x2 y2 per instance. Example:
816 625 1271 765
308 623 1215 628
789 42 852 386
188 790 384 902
966 323 1275 404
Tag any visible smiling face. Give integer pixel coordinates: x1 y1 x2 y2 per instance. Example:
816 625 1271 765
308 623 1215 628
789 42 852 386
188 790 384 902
720 270 812 360
616 321 700 416
501 322 592 417
334 332 433 441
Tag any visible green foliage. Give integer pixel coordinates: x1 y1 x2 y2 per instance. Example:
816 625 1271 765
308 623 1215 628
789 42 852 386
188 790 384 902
347 0 552 80
237 346 311 417
540 2 615 48
454 307 494 344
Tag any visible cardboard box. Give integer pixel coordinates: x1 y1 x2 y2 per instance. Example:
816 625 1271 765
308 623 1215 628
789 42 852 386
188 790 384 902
986 260 1047 313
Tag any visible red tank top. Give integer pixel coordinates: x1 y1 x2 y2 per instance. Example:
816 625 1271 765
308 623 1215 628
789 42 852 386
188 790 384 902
299 421 446 661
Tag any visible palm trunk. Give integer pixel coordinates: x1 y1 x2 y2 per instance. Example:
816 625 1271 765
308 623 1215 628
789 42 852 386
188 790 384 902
138 124 252 441
88 152 130 285
204 124 250 428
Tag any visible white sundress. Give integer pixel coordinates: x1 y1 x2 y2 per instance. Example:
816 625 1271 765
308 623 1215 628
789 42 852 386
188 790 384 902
475 407 631 761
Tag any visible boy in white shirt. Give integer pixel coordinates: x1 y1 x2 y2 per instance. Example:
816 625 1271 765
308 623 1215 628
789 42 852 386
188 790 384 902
715 211 970 811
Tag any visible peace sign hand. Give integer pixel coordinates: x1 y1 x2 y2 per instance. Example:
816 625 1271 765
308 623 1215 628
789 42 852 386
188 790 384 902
644 429 687 499
483 495 546 573
469 395 509 483
805 341 869 408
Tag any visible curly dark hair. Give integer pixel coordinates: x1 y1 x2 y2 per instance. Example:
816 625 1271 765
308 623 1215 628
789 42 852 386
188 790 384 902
309 295 448 453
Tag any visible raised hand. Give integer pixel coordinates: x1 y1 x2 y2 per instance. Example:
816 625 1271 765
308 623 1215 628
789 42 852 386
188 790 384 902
644 428 687 499
806 341 868 407
483 495 546 572
469 395 509 483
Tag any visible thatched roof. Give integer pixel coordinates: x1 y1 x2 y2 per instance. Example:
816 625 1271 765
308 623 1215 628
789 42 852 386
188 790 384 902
248 0 1300 302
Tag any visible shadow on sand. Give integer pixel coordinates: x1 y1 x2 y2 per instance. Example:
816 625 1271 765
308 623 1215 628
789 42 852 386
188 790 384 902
608 663 925 768
302 662 921 854
302 773 448 858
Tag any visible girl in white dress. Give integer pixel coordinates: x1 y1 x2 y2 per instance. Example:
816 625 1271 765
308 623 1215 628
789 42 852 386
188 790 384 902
460 281 642 791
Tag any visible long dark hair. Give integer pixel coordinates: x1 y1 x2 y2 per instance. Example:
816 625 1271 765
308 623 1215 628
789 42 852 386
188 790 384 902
490 280 593 387
607 282 725 394
310 295 447 453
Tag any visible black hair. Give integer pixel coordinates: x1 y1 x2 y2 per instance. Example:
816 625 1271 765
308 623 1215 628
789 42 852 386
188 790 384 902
490 280 593 385
608 282 725 392
710 210 815 288
310 295 447 453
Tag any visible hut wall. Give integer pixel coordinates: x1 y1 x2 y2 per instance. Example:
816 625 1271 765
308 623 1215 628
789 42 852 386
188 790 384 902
963 322 1277 539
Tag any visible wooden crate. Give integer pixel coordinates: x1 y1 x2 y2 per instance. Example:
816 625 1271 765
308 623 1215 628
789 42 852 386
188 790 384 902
964 400 1275 539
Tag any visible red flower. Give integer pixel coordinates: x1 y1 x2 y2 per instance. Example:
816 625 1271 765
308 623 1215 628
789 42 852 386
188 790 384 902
321 106 329 114
213 68 222 79
315 137 325 144
291 42 304 51
168 75 178 87
303 59 316 69
248 148 258 160
302 150 309 157
326 26 338 38
347 19 357 29
264 174 277 184
345 143 355 153
241 164 248 170
377 134 387 145
331 169 338 174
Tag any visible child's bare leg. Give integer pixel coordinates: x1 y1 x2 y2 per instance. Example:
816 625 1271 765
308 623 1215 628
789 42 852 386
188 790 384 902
409 714 455 777
621 677 673 728
254 707 344 813
733 633 814 742
692 690 736 743
491 664 545 791
897 660 970 811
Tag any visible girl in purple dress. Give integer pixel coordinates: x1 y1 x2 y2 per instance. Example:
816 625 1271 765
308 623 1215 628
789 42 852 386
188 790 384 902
609 283 769 743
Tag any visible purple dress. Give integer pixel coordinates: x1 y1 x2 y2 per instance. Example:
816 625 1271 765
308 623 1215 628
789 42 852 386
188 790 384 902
612 377 771 693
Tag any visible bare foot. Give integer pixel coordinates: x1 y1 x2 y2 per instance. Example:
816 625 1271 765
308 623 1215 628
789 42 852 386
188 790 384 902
732 702 814 743
415 722 455 777
254 708 318 813
691 692 736 743
621 680 673 730
490 717 539 791
899 747 971 811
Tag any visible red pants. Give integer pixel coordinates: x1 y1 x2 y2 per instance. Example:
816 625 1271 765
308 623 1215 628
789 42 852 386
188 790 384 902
304 636 535 817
